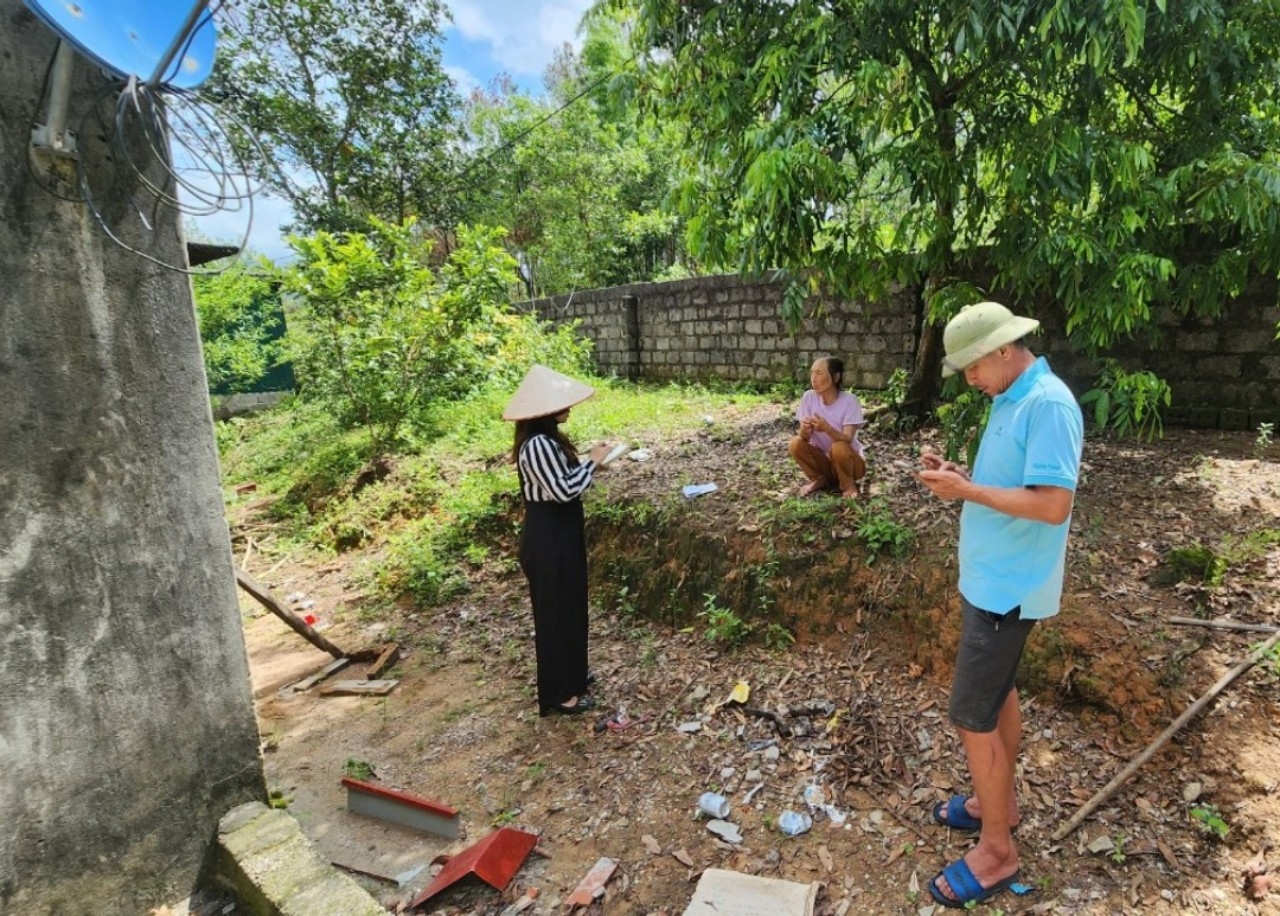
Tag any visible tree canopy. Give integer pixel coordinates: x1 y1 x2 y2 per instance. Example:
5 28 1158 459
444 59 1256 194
456 12 687 297
606 0 1280 406
215 0 462 234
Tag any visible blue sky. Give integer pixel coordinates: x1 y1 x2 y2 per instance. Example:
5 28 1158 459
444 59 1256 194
195 0 592 262
443 0 594 97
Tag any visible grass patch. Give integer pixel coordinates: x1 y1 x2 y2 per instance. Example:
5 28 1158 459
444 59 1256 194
217 378 776 611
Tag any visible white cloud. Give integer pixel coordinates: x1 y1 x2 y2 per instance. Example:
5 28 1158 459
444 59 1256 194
447 0 592 76
444 63 481 97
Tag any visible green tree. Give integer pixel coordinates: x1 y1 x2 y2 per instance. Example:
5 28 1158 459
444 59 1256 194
282 221 519 453
215 0 461 233
192 259 284 393
457 14 686 296
607 0 1280 410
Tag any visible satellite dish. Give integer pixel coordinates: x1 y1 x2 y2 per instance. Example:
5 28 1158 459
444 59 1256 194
24 0 261 273
24 0 217 90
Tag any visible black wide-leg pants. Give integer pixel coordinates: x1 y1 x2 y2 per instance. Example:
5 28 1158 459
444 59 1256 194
520 498 589 713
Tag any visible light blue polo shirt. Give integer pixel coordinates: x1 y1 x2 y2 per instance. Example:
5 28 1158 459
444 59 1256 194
959 357 1083 619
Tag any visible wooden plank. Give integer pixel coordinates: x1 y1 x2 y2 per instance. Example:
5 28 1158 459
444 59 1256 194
286 657 351 693
235 569 347 659
366 644 401 679
320 679 399 697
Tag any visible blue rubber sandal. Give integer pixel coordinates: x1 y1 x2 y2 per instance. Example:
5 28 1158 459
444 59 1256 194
932 795 982 832
928 858 1020 909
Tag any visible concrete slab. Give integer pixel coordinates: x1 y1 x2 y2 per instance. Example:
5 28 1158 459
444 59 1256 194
683 868 818 916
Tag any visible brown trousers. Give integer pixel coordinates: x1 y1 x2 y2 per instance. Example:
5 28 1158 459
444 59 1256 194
789 436 866 493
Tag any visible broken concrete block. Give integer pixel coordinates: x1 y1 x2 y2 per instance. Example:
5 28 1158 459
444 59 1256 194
217 801 383 916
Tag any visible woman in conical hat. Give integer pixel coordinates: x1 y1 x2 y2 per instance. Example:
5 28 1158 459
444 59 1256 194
505 365 614 717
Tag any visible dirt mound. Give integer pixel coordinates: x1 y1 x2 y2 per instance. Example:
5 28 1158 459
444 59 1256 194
584 408 1280 734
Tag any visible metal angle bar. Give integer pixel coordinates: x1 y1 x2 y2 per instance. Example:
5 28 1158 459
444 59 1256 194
147 0 212 88
342 778 460 839
34 40 78 155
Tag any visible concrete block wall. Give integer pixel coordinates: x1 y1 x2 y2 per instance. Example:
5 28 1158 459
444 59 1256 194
522 275 918 389
520 272 1280 427
1026 273 1280 428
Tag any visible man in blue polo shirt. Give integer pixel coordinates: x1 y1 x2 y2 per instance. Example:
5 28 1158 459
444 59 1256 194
917 301 1084 909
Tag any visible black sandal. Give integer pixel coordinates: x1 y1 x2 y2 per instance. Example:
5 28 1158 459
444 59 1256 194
540 695 597 717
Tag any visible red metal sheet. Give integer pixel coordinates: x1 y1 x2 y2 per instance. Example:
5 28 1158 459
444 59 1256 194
408 827 538 908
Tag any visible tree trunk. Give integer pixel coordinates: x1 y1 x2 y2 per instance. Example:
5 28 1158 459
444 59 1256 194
903 290 944 416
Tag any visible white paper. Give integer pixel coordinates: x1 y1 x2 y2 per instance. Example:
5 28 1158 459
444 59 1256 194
600 442 630 467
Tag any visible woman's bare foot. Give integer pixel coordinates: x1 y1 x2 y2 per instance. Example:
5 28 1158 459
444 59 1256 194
799 480 825 496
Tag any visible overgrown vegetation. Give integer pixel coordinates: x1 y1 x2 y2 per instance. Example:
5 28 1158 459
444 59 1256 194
1155 527 1280 589
1160 544 1230 588
192 259 286 394
218 379 778 619
854 500 914 564
282 220 591 454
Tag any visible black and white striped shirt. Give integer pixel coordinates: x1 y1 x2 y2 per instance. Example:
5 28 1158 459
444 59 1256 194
518 434 596 503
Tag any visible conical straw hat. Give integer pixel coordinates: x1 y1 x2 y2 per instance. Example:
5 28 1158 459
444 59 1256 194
502 365 596 421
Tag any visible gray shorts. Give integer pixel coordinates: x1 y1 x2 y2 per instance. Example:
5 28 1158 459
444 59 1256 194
949 596 1037 733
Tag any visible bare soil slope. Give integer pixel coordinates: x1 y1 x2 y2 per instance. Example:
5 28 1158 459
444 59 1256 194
234 407 1280 915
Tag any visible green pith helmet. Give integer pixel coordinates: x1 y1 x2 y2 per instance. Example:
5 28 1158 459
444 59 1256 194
941 301 1041 377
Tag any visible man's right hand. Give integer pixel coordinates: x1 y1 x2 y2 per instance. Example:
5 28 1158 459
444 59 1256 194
920 448 967 478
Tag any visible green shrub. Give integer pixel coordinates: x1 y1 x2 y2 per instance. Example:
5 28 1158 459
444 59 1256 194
1079 358 1171 441
1161 543 1229 586
700 592 752 646
283 221 520 453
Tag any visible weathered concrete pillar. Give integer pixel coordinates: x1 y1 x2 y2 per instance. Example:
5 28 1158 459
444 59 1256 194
0 2 265 911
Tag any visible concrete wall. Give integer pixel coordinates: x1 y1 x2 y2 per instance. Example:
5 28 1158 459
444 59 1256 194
0 3 264 912
519 272 1280 428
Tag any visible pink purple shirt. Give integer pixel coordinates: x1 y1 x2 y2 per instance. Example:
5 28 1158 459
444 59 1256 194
797 389 864 457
